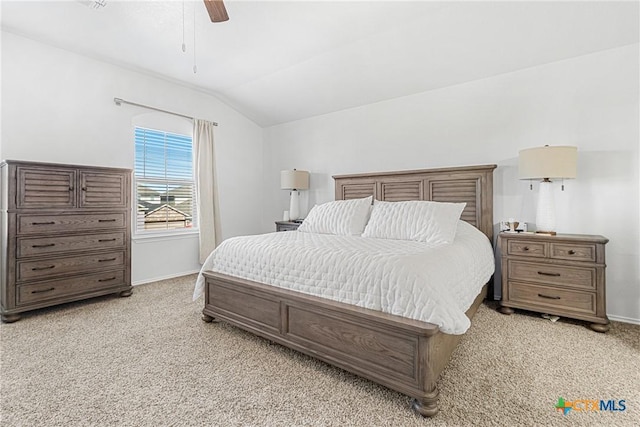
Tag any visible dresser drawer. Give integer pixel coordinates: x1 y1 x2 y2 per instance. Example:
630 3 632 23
508 260 595 290
17 251 125 282
17 270 126 305
17 213 126 235
17 232 126 257
508 281 596 315
550 243 596 262
507 240 547 258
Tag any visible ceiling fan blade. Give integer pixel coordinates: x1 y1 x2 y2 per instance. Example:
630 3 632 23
203 0 229 23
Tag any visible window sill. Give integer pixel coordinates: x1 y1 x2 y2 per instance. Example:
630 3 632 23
132 230 199 244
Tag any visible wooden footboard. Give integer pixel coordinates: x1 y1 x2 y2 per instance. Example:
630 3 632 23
202 271 488 416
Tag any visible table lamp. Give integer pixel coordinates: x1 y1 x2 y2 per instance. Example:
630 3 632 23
281 169 309 221
519 145 577 235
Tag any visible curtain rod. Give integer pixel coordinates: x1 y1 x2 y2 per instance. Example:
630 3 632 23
113 97 218 126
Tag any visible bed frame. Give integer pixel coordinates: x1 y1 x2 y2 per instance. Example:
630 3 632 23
201 164 496 416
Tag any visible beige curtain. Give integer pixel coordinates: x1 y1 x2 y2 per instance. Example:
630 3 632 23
193 119 221 263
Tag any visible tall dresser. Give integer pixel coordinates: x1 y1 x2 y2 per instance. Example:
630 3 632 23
0 160 132 322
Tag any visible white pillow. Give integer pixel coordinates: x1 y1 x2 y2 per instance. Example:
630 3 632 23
361 200 466 244
298 196 373 236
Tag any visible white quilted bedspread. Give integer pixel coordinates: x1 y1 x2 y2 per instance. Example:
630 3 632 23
194 221 494 335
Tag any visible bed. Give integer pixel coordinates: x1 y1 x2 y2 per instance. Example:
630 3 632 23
198 164 496 416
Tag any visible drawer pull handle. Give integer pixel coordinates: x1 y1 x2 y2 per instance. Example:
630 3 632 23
82 187 87 191
522 246 529 251
69 186 74 191
98 219 117 223
98 239 117 242
32 265 55 271
98 277 116 282
31 221 55 225
31 287 55 294
538 293 561 300
98 258 117 262
32 243 55 248
537 271 561 277
568 250 576 255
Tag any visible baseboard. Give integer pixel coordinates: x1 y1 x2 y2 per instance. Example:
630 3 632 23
608 314 640 325
132 270 200 286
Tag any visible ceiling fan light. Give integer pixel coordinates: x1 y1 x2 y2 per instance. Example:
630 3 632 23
76 0 107 10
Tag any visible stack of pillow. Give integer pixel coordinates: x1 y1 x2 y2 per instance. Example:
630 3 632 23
297 196 466 245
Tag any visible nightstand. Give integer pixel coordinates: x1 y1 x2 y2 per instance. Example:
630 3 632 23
498 232 609 332
275 221 301 232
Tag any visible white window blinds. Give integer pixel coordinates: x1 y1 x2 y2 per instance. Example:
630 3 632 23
134 127 197 233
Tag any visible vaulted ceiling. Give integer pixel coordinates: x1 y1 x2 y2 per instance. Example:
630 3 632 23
2 1 638 127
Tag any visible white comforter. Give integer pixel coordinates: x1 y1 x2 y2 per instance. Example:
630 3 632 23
194 221 494 335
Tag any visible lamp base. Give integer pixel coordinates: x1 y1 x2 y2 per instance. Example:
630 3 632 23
536 180 556 235
289 190 300 221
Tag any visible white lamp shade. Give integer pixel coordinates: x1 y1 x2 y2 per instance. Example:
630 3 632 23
281 170 309 190
519 146 577 180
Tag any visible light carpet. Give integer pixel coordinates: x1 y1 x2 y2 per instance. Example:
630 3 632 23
1 275 638 426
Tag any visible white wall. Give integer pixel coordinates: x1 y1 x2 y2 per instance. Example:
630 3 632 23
2 31 638 322
263 45 640 323
1 31 264 284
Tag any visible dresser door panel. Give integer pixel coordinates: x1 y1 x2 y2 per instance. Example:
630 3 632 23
17 167 76 209
79 171 128 208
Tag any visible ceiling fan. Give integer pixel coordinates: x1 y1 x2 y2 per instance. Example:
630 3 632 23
77 0 228 21
203 0 229 23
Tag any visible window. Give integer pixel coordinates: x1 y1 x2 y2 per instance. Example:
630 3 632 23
134 127 197 234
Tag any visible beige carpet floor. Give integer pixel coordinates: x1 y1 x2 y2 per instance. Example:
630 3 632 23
1 274 638 426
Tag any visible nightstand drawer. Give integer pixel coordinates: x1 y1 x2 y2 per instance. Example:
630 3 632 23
507 240 547 258
508 282 596 315
278 224 299 232
275 221 301 232
550 243 596 262
508 261 595 290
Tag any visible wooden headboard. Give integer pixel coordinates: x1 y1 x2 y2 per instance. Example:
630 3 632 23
333 164 497 242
